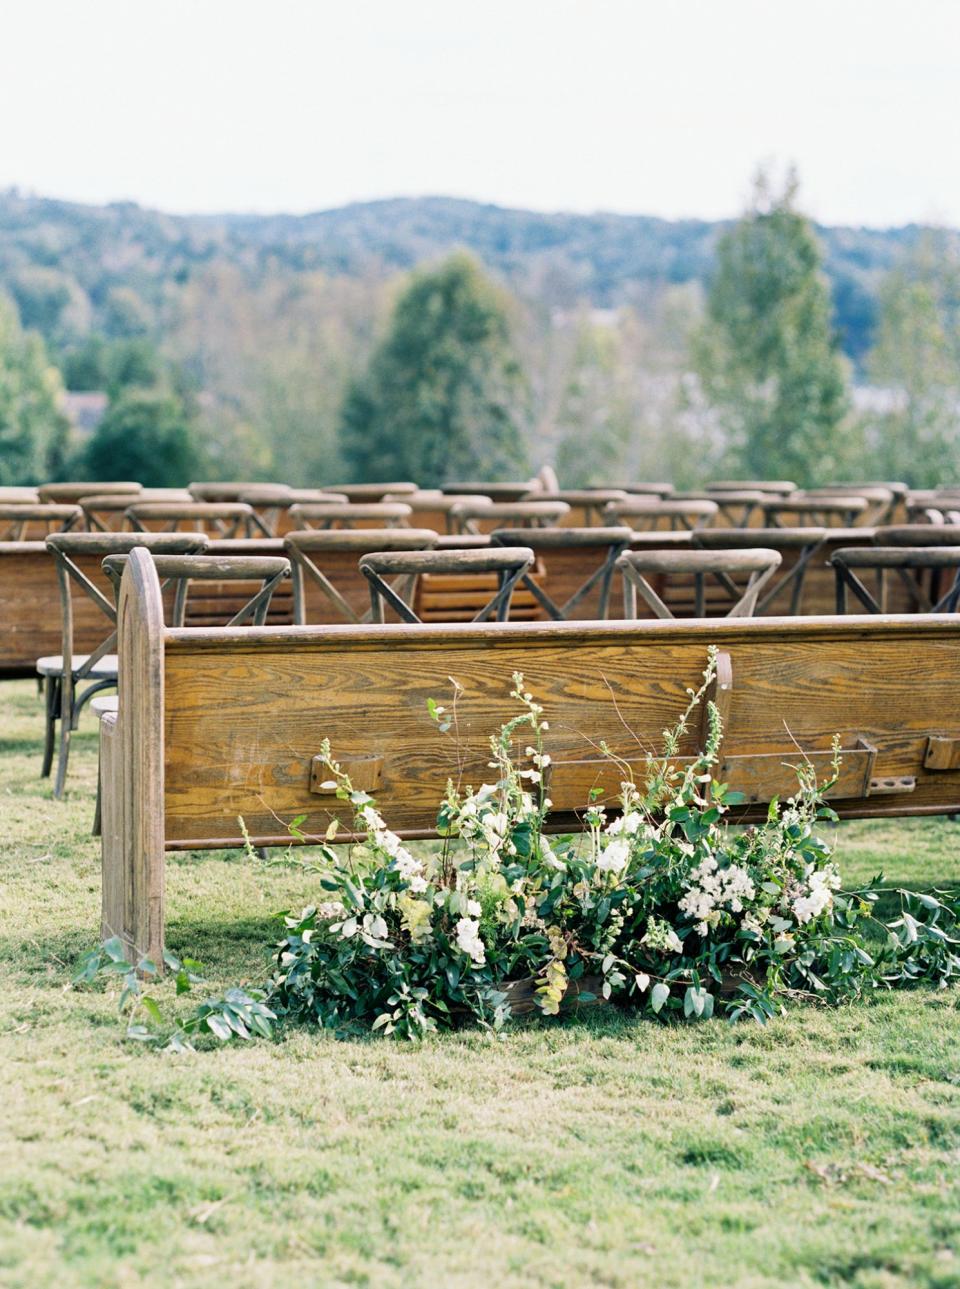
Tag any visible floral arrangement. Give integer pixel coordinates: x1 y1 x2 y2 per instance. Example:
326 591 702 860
267 650 960 1039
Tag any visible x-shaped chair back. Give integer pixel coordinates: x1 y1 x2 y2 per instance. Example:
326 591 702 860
830 547 960 614
604 498 718 532
440 481 540 503
43 531 208 795
707 480 796 497
616 548 782 619
382 491 492 535
237 488 348 536
519 490 630 527
693 527 827 614
448 500 570 535
762 496 867 528
288 502 413 531
39 482 141 505
490 527 633 619
125 501 270 538
0 504 82 541
284 528 439 623
359 546 535 624
79 490 194 532
799 487 894 526
103 552 291 627
672 490 767 528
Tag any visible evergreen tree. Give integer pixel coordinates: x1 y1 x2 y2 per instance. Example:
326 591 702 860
0 291 70 485
864 231 960 486
82 388 201 486
340 253 530 483
693 170 850 484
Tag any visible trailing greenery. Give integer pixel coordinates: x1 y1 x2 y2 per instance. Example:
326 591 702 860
268 656 960 1039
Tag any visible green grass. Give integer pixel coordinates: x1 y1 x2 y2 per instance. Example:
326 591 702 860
2 679 960 1288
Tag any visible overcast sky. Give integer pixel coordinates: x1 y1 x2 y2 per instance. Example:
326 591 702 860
1 0 957 227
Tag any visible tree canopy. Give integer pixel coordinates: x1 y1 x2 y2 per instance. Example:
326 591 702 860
339 253 530 483
0 291 69 485
81 388 201 487
693 171 851 485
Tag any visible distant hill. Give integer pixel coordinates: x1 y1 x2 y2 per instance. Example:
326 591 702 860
0 190 947 363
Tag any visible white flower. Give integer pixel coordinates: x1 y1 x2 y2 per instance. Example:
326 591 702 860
596 836 630 874
455 916 486 965
361 805 386 831
466 898 482 917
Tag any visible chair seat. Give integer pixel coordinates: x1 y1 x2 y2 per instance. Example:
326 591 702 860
36 654 119 678
90 694 120 717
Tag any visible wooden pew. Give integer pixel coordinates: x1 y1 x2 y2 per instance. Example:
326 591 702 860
102 547 960 963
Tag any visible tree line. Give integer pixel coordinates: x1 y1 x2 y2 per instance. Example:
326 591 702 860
0 171 957 489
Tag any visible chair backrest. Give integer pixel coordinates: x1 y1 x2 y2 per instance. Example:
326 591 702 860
359 546 535 623
875 525 960 547
79 490 194 531
283 528 439 623
39 481 141 504
693 527 829 616
707 480 796 496
490 526 633 619
830 547 960 614
440 481 540 502
187 482 272 502
236 488 348 536
45 532 208 680
616 548 782 619
604 498 718 531
126 501 269 538
0 487 39 504
335 482 418 502
797 487 893 525
381 491 491 534
0 504 82 540
103 553 291 626
448 500 570 534
520 490 630 526
287 501 414 531
762 496 867 527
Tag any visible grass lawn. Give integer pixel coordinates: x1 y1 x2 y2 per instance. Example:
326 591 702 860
2 678 960 1288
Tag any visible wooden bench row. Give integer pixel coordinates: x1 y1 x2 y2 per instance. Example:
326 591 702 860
101 547 960 963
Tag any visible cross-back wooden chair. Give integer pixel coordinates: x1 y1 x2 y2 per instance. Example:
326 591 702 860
283 528 440 623
0 504 82 540
707 480 796 496
102 553 291 627
672 490 767 527
79 490 194 532
762 495 867 527
797 487 893 526
38 482 141 504
601 482 674 497
441 481 540 502
359 546 535 623
489 527 633 619
603 498 718 532
335 482 418 503
448 500 570 535
288 502 413 531
519 490 630 526
125 501 271 538
830 547 960 614
41 532 208 796
616 548 782 619
237 488 348 536
693 526 827 614
381 491 492 534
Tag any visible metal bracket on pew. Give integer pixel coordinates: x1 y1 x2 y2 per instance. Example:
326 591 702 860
310 755 384 795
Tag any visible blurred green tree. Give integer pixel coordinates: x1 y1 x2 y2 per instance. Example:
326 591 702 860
81 388 201 486
0 291 70 484
339 253 530 483
554 317 633 485
864 231 960 486
693 169 851 484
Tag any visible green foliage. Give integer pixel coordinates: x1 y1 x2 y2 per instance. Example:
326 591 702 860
0 290 70 485
694 169 851 485
269 660 960 1039
340 253 530 483
554 318 634 485
81 387 202 486
863 230 960 486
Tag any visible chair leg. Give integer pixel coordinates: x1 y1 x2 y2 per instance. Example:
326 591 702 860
41 676 58 778
93 750 102 836
53 675 74 799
